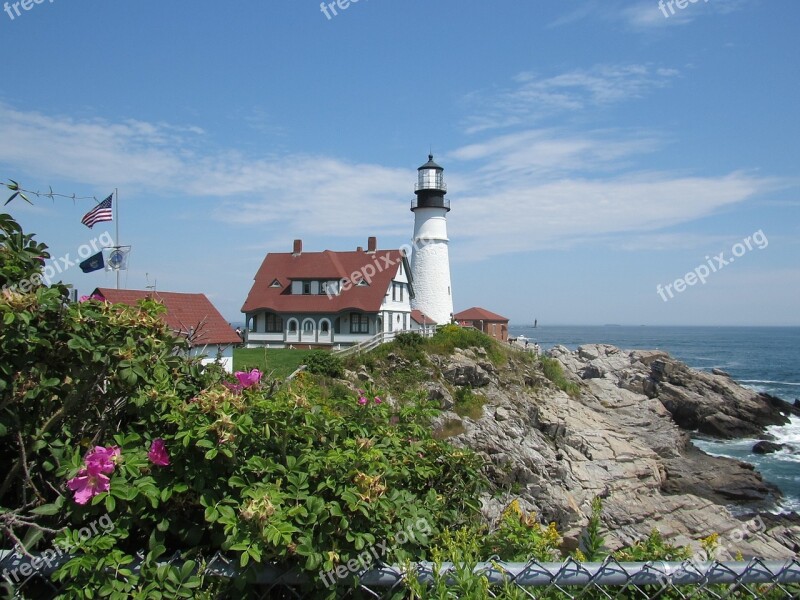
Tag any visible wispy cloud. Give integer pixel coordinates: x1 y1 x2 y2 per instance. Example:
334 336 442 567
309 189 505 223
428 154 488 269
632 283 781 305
550 0 755 30
463 64 680 133
0 101 781 264
449 170 778 260
449 128 663 178
0 101 411 241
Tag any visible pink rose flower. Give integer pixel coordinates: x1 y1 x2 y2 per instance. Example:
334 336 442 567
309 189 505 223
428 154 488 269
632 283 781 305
67 464 111 505
84 445 121 474
148 438 170 466
358 396 368 406
235 369 262 389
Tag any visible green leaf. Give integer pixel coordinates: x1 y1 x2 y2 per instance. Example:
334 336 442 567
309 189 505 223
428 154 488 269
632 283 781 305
228 475 246 488
30 502 62 516
247 545 262 563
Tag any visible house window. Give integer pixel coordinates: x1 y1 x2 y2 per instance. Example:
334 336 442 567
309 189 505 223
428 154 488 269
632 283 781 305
303 281 311 295
265 314 283 333
392 283 404 302
288 319 298 333
270 279 282 288
350 313 369 334
303 320 314 332
320 320 330 334
291 281 302 295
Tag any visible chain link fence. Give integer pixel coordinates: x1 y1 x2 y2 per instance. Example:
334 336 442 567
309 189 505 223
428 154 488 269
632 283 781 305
3 551 799 599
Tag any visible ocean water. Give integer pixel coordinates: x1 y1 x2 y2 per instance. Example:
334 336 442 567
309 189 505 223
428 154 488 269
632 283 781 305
509 325 800 513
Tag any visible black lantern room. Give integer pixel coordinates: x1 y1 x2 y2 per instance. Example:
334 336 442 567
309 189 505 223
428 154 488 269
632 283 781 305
412 155 450 212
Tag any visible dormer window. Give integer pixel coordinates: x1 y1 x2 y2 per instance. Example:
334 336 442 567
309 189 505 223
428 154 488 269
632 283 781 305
270 279 281 288
357 280 369 287
322 281 339 296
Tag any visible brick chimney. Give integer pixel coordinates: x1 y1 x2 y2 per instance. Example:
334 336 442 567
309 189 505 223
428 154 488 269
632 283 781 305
356 246 363 252
293 239 302 255
367 236 377 253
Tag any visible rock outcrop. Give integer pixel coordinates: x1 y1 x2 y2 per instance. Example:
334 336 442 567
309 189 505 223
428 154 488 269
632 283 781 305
549 344 797 439
417 344 800 560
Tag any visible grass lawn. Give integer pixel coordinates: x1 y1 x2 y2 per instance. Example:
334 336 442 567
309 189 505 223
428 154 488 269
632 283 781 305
233 348 316 378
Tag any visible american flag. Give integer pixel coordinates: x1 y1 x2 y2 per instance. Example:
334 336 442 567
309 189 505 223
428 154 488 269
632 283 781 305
81 195 113 228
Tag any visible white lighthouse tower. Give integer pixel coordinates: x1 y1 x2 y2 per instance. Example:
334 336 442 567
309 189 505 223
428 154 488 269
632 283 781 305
410 155 454 325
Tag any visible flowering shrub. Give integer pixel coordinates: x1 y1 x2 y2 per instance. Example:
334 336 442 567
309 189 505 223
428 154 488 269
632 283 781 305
0 213 486 597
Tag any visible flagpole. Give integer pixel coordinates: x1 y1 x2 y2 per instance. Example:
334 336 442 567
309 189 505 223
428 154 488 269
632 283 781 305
115 188 120 290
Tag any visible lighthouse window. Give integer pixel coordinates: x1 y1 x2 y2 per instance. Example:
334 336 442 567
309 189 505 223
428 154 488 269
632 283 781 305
350 313 369 334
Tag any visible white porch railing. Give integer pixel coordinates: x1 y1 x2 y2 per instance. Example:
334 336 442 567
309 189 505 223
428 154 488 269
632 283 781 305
334 327 435 357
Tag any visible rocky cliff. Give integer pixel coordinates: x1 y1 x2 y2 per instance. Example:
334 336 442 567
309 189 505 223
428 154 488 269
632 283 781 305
368 343 799 559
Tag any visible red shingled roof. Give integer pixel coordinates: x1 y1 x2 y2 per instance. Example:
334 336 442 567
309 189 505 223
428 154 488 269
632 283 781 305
94 288 241 346
411 309 435 325
454 307 509 322
241 248 408 314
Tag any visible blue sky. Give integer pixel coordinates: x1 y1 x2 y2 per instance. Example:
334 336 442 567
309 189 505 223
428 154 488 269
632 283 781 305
1 0 798 326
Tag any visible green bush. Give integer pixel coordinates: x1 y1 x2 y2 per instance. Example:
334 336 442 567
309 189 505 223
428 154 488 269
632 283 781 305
394 331 424 349
454 386 486 420
539 357 581 397
428 325 506 365
0 212 486 598
302 350 344 378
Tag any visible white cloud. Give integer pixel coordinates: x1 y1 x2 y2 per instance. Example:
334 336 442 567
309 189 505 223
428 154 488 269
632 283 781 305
549 0 755 30
0 101 781 266
448 170 776 260
0 102 413 242
462 64 680 133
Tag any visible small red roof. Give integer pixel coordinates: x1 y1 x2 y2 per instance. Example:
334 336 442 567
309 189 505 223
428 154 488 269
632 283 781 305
94 288 241 346
454 307 509 323
241 248 408 314
411 309 435 325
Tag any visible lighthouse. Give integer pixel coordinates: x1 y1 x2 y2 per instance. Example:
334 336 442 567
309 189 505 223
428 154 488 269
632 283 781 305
410 155 454 325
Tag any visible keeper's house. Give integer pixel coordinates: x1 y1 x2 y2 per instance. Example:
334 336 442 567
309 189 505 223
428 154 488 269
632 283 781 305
93 288 241 372
241 237 433 349
454 307 510 343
